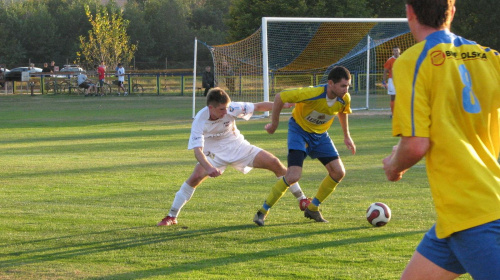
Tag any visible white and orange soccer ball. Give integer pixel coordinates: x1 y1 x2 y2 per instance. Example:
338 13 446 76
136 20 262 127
366 202 391 227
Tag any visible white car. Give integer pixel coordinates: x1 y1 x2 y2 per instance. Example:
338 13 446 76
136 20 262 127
5 66 42 81
59 65 85 77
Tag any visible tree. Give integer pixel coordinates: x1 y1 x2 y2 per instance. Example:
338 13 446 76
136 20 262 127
77 5 137 70
366 0 405 18
226 0 372 41
453 0 499 50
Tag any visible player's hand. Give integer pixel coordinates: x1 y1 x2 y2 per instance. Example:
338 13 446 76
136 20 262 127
382 146 406 181
382 81 387 89
283 103 295 109
344 137 356 155
206 167 222 178
265 123 277 134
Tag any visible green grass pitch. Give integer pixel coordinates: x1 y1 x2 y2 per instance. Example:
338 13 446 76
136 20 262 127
0 95 472 279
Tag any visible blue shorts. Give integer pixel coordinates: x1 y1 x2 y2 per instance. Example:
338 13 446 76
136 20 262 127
287 118 339 159
417 219 500 279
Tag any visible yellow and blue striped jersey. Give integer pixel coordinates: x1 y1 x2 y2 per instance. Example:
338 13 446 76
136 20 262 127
280 85 352 134
392 30 500 238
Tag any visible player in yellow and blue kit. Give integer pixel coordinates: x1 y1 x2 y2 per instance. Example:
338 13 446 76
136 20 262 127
254 66 356 226
383 0 500 279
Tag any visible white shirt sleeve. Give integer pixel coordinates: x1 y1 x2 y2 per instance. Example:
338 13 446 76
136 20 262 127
187 107 209 150
227 102 255 120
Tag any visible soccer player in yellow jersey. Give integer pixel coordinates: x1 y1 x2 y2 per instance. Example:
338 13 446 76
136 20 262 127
383 0 500 279
254 66 356 226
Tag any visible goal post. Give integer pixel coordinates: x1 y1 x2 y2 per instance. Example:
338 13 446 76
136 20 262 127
194 17 415 117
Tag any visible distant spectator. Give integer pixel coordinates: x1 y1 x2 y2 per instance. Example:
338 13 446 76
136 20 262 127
221 61 235 94
50 61 56 72
97 62 106 95
202 66 214 96
116 63 127 96
77 71 96 97
42 62 52 77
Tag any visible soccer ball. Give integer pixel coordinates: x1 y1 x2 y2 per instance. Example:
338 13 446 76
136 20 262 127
366 202 391 227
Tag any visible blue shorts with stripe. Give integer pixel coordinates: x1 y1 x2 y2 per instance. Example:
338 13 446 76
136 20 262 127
287 117 339 159
417 219 500 278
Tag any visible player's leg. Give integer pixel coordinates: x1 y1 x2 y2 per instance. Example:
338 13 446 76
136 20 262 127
305 134 343 222
252 149 307 202
254 150 306 226
388 78 396 116
157 163 209 226
401 251 460 280
309 157 345 210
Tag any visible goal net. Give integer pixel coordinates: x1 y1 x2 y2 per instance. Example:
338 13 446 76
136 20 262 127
193 17 415 115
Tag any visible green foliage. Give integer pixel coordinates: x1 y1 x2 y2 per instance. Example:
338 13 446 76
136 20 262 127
367 0 405 18
453 0 499 50
226 0 373 41
0 0 498 69
78 5 137 69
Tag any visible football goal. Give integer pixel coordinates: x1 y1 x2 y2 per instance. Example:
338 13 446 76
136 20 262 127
192 17 415 117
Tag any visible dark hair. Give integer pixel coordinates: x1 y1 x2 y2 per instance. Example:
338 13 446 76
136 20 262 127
206 87 230 106
406 0 455 28
328 66 351 83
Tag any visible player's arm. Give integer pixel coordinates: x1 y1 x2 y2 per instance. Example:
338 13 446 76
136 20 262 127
254 101 294 112
382 68 389 88
192 147 221 177
337 112 356 154
265 93 285 134
254 102 273 112
383 136 429 181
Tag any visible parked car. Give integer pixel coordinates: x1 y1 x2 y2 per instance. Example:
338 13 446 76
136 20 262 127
4 66 42 81
59 65 85 77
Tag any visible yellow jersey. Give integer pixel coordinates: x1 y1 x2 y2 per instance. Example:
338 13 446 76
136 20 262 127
392 30 500 238
280 85 352 134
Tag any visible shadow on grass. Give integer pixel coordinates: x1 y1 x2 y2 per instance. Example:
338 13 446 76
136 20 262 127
0 224 254 268
89 229 424 279
0 222 424 279
0 160 194 180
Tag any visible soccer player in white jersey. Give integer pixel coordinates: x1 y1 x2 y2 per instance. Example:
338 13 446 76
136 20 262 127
157 88 310 226
383 0 500 279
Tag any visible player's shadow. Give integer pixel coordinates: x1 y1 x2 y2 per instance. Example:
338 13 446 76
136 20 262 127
89 229 424 280
1 223 423 279
0 224 255 268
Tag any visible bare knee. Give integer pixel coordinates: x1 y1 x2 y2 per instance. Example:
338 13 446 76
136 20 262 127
330 168 345 182
326 160 346 182
269 157 286 177
186 164 208 187
253 151 286 177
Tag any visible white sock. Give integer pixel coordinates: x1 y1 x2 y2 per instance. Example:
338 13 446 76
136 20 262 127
168 182 195 218
288 182 306 200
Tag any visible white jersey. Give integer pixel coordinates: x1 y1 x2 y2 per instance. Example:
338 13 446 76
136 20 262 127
77 73 87 85
188 102 255 159
117 67 125 82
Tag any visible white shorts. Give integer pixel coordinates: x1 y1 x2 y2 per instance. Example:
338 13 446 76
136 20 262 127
205 141 262 174
387 78 396 95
